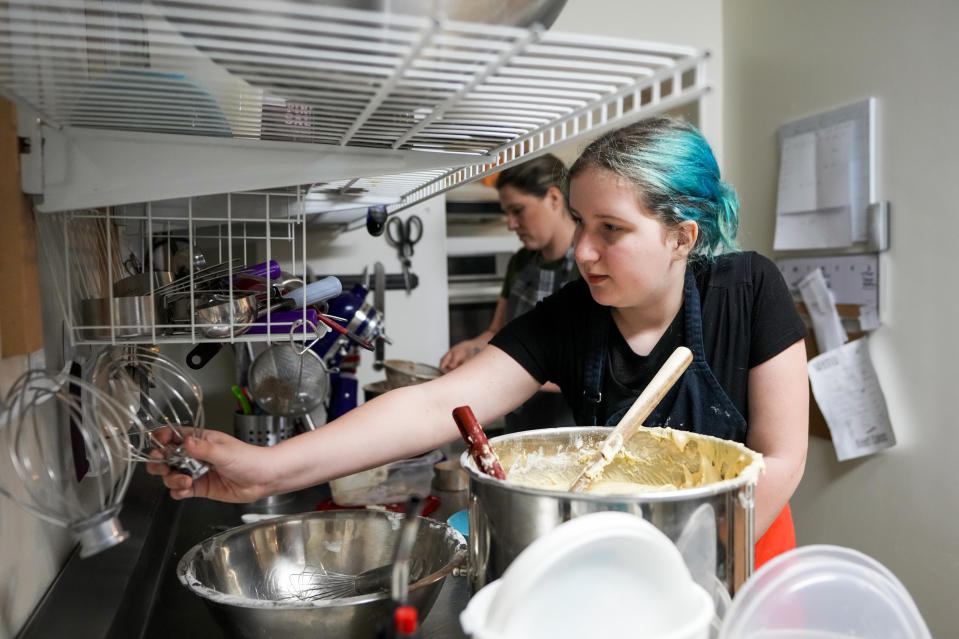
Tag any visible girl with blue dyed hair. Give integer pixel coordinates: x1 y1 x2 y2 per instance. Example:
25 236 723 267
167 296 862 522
150 118 809 568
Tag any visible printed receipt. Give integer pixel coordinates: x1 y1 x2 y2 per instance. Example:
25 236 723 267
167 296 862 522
807 337 895 461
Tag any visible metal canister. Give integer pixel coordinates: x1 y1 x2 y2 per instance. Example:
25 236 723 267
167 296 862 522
461 427 762 608
233 413 296 508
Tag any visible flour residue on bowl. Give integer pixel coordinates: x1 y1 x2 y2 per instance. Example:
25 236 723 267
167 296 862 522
497 427 763 494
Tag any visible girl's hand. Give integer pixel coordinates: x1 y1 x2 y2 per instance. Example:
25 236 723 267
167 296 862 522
146 428 276 503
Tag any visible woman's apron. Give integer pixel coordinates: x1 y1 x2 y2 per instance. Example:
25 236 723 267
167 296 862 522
580 267 794 568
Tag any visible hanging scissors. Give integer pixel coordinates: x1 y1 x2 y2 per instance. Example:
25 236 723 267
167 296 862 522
386 214 423 258
385 214 423 293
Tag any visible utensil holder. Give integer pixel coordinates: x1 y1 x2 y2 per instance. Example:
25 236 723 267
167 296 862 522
233 413 295 509
233 413 295 447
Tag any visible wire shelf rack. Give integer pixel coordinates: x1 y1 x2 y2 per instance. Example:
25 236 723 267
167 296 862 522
0 0 709 215
36 190 321 346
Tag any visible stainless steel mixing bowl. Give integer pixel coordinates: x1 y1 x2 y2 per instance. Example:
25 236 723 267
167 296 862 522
462 427 764 604
177 510 466 638
384 359 443 389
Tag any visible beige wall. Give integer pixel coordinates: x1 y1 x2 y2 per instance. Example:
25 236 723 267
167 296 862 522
723 0 959 635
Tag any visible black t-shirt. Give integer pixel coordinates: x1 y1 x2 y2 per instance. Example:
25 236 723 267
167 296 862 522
489 251 807 428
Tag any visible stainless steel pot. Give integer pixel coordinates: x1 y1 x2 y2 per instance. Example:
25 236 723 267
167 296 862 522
461 427 763 606
112 270 174 297
79 295 163 339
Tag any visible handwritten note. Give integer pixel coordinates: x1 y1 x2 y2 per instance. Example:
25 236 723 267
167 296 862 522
807 338 895 461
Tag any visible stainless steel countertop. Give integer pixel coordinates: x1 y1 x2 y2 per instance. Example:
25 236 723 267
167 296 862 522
19 465 471 638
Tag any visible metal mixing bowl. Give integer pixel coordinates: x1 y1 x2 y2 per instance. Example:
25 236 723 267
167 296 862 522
384 359 443 389
177 510 466 638
463 427 764 602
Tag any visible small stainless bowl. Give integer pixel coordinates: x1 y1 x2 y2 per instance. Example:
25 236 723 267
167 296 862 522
434 459 468 492
177 510 466 638
384 359 443 389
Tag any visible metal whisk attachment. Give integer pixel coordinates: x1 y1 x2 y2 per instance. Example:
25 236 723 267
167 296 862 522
285 559 426 602
89 345 208 478
0 368 148 557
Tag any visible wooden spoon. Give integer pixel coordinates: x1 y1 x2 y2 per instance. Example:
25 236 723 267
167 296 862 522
568 346 693 492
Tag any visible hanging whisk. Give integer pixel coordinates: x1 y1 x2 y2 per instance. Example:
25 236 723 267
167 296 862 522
0 368 148 557
88 345 208 478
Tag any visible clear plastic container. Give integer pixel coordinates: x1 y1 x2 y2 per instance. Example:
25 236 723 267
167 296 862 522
329 449 443 506
718 545 931 639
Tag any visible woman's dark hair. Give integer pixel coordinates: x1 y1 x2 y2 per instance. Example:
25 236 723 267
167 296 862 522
568 117 740 262
495 153 569 198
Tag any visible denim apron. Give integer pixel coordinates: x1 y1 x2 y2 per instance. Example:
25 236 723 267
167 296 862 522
581 267 747 443
579 266 795 565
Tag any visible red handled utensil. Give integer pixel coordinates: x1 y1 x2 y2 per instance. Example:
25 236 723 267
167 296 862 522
452 406 506 480
317 313 375 352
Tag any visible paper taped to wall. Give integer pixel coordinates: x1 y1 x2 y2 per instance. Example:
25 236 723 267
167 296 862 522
798 268 847 353
807 337 895 461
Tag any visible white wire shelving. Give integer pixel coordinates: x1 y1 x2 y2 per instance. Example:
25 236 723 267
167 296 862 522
0 0 709 220
35 191 319 346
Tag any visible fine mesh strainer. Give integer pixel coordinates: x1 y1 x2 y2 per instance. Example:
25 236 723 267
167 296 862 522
248 321 328 430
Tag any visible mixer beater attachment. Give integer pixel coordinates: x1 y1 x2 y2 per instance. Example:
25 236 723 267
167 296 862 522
89 345 208 477
0 368 149 557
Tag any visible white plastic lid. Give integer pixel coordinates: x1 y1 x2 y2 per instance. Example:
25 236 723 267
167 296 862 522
460 511 714 639
718 545 931 639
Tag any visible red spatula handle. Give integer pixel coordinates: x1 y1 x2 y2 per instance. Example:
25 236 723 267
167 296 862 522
452 406 506 480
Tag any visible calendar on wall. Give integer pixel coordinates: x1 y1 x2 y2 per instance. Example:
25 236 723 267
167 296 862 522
773 98 876 251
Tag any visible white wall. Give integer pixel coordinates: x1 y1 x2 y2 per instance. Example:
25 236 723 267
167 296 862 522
551 0 725 163
723 1 959 635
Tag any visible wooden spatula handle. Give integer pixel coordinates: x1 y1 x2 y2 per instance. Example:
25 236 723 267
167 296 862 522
452 406 506 480
569 346 694 492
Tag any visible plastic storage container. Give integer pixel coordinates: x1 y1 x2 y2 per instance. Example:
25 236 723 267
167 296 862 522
329 449 443 506
717 545 931 639
460 511 714 639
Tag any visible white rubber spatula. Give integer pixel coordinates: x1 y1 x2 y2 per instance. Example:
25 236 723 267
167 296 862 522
569 346 693 492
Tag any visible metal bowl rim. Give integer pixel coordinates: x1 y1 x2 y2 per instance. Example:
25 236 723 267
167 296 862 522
176 509 467 609
461 426 763 502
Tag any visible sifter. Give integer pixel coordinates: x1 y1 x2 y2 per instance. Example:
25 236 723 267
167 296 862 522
248 319 329 431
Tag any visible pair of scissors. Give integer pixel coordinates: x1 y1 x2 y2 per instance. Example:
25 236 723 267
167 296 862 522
385 214 423 293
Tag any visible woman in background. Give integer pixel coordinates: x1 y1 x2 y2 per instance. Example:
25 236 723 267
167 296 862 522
441 153 579 432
